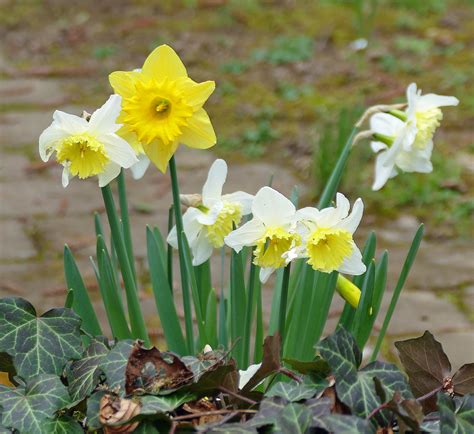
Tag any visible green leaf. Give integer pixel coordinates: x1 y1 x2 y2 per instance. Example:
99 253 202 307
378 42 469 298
0 297 82 378
85 390 106 430
0 375 71 433
277 403 313 434
100 340 134 393
66 337 109 402
230 247 247 366
352 260 375 348
266 379 322 402
139 393 195 415
146 227 187 354
322 415 376 433
317 328 412 421
64 245 102 336
438 393 474 433
40 416 83 434
209 425 257 433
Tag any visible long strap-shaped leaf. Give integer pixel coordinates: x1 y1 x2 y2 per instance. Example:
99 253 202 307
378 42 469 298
370 224 424 361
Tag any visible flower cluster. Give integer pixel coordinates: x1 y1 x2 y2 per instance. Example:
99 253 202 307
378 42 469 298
170 160 366 283
369 83 458 190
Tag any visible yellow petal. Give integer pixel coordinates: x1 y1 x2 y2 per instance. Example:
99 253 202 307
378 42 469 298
180 78 215 109
142 45 188 80
143 139 179 173
117 125 144 154
109 71 140 98
179 108 216 149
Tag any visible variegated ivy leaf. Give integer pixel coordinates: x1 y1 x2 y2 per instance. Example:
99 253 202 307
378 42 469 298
316 327 412 424
0 375 71 433
40 416 83 434
0 297 82 378
322 415 376 434
99 340 134 393
66 337 109 402
266 379 323 402
438 393 474 433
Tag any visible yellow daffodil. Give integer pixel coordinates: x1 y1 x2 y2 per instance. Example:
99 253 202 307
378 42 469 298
167 159 253 266
39 95 138 187
294 193 366 275
109 45 216 173
225 187 300 283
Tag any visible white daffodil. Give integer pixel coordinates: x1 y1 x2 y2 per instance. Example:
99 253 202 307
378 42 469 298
294 193 365 275
369 83 458 190
225 186 300 283
167 159 253 266
39 95 138 187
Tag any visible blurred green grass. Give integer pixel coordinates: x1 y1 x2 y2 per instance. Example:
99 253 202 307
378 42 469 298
1 0 472 237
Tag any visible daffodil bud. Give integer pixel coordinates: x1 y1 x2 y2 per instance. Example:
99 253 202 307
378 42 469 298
336 275 361 308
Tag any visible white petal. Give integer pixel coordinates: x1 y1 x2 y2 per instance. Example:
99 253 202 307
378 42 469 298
202 159 227 208
130 154 151 180
339 198 364 234
62 164 71 188
372 150 396 191
101 134 138 168
395 145 433 174
190 231 213 266
39 123 68 161
238 363 262 390
88 95 122 134
406 83 419 117
370 112 404 136
167 226 178 249
310 206 340 228
334 192 350 220
222 191 254 215
259 267 275 283
196 202 222 225
224 218 266 253
53 110 88 134
183 208 204 245
339 245 366 275
370 141 388 153
417 93 459 111
98 162 121 187
252 186 295 226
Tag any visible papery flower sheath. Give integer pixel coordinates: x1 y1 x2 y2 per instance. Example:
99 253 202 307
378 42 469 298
225 186 300 283
109 45 216 173
167 159 253 266
39 95 138 187
293 193 365 275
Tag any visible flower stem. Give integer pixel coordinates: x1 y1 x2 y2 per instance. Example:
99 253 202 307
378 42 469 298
278 263 292 354
242 252 257 367
169 156 194 354
117 169 137 286
101 185 149 345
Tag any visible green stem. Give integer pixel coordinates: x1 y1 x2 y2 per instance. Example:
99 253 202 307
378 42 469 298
318 126 357 209
117 169 137 285
242 253 257 367
169 156 194 354
167 205 174 292
278 263 291 354
101 185 149 345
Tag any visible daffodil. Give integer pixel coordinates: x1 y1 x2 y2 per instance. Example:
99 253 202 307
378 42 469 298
294 193 365 275
369 83 458 190
39 95 138 187
109 45 216 173
167 159 253 266
225 187 300 283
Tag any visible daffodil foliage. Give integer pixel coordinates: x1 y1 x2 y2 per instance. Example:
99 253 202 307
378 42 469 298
0 299 473 433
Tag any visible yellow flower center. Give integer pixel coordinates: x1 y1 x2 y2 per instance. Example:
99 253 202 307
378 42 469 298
306 227 353 273
253 227 300 269
56 133 109 179
120 77 194 146
205 202 242 248
413 108 442 149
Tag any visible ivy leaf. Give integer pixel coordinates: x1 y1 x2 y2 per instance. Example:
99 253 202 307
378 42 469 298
453 364 474 395
277 403 313 433
317 328 411 422
139 393 196 415
305 397 332 428
85 390 106 430
438 393 474 433
0 374 71 433
322 415 376 433
66 337 109 402
208 425 257 433
0 297 82 378
266 379 324 402
395 331 451 411
39 416 83 433
100 340 134 393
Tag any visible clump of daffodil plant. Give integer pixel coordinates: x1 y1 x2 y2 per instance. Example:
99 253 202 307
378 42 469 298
34 44 457 374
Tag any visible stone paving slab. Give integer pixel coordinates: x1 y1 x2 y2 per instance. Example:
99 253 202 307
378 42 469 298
0 220 36 260
0 78 69 106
